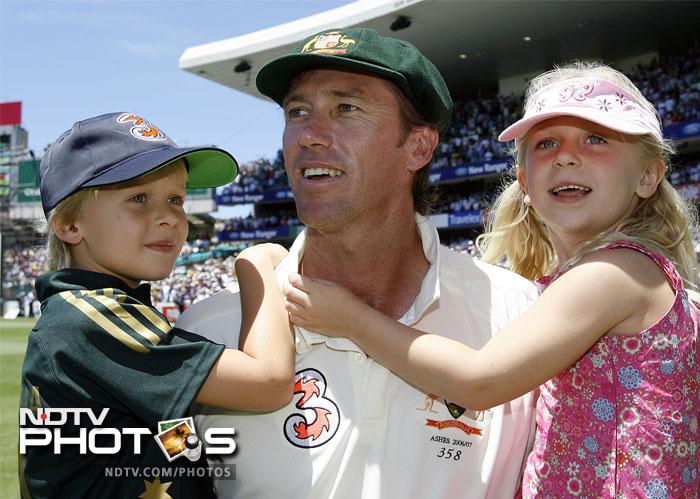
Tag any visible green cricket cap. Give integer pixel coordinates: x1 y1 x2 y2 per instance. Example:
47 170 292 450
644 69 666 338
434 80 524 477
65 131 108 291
256 27 453 131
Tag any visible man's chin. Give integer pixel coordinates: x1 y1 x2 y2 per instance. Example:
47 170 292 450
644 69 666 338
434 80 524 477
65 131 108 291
296 205 354 232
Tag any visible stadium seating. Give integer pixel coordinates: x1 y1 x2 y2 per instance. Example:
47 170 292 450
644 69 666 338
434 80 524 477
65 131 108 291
4 42 699 315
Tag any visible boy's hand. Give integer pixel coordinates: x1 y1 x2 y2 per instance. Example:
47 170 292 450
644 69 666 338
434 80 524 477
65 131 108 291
284 273 365 338
237 243 288 268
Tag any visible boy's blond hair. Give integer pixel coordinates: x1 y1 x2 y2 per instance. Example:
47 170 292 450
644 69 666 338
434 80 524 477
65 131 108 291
41 160 188 271
477 61 699 290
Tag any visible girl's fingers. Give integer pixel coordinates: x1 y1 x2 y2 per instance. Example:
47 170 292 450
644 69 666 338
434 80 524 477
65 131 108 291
284 284 312 307
284 299 306 317
287 312 306 327
285 301 309 327
288 272 311 292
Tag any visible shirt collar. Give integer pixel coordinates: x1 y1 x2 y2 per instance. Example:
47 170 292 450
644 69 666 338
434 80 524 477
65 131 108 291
35 269 153 305
278 213 441 354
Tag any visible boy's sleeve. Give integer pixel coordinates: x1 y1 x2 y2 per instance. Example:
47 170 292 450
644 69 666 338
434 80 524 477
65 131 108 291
36 289 225 426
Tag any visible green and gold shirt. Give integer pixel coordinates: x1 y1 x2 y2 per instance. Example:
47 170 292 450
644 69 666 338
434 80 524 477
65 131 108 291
20 269 225 499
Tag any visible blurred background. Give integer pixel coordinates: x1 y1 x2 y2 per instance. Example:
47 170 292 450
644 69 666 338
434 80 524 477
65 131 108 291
2 1 699 495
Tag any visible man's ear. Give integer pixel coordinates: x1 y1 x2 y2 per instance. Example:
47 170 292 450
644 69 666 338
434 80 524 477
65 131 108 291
52 218 83 245
406 126 439 173
636 158 665 199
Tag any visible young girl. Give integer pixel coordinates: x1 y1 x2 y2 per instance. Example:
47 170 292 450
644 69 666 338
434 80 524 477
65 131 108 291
21 112 293 498
282 63 700 496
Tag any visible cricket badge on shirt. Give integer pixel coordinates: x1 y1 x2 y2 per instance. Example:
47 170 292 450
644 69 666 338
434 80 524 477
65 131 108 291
418 393 491 460
283 368 340 448
423 397 489 435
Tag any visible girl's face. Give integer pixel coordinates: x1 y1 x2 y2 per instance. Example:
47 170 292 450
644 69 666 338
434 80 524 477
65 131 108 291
519 116 662 259
67 165 188 288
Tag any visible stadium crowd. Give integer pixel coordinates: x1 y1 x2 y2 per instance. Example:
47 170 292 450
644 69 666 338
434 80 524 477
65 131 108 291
1 245 46 315
214 210 299 234
5 157 700 315
627 41 700 127
3 43 700 316
218 42 700 191
205 151 700 240
217 151 288 196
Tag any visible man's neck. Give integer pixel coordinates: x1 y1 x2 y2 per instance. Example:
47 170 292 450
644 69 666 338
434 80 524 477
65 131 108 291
301 212 430 320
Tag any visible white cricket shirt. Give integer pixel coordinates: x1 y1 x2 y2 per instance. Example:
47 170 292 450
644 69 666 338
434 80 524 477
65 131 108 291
177 214 538 499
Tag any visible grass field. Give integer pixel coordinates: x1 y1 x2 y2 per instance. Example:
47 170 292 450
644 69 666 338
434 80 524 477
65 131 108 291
1 317 33 499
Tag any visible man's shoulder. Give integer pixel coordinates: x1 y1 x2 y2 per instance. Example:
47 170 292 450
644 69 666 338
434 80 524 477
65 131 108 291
176 284 242 347
438 245 535 293
438 245 536 325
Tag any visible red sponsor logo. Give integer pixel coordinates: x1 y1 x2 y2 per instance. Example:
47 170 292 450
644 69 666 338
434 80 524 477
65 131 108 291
117 113 167 141
283 368 340 448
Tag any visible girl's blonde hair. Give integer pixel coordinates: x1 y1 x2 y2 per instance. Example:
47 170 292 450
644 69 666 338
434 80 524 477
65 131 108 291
477 61 699 290
40 160 188 271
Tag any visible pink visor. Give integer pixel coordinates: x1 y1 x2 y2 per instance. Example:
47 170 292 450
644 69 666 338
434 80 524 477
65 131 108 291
498 77 662 143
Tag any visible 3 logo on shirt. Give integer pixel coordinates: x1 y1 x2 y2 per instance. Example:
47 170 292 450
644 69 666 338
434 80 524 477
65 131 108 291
283 368 340 448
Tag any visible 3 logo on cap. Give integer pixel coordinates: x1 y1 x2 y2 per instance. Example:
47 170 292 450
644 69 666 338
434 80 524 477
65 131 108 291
117 113 167 142
300 31 356 55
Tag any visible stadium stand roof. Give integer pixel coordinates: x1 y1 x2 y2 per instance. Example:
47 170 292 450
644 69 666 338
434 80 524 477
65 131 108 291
180 0 700 100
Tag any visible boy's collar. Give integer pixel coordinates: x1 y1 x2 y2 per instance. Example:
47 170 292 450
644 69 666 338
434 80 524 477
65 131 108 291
35 268 153 305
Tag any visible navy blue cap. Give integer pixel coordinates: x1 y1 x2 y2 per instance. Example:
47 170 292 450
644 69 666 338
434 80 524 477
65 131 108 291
39 112 238 216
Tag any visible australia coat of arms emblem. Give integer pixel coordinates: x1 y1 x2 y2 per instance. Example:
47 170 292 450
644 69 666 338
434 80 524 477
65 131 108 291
300 31 356 55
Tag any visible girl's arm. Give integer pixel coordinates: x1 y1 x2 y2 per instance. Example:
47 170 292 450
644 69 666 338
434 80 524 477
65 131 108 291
286 248 673 410
196 243 295 411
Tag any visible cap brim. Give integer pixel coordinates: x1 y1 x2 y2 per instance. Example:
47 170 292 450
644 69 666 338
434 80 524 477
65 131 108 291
82 146 238 189
256 53 412 105
499 107 652 142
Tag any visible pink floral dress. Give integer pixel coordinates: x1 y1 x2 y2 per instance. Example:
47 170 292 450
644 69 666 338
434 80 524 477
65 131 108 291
522 241 699 498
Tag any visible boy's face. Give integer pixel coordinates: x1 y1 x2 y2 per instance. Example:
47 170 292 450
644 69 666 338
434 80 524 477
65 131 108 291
69 165 188 288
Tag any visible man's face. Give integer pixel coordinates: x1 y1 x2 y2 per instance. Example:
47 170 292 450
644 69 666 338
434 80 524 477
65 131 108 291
282 69 415 232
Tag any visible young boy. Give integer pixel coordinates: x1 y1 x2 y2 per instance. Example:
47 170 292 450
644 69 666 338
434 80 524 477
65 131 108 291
19 112 294 498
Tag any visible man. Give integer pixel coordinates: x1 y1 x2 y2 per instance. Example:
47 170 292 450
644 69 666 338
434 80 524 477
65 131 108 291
178 27 537 498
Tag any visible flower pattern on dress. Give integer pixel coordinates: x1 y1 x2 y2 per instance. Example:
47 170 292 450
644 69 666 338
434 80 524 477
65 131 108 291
618 366 644 389
584 435 599 452
660 359 675 375
522 241 699 498
592 398 615 421
644 478 668 499
592 353 605 368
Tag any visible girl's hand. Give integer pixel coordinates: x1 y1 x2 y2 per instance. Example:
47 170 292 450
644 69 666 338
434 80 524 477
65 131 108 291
236 243 288 267
284 273 366 338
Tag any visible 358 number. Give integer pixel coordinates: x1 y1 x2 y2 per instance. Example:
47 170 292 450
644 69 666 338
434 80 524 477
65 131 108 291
437 447 461 460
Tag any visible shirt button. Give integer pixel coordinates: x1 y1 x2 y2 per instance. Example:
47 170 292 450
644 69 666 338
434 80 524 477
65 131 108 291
354 352 365 364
